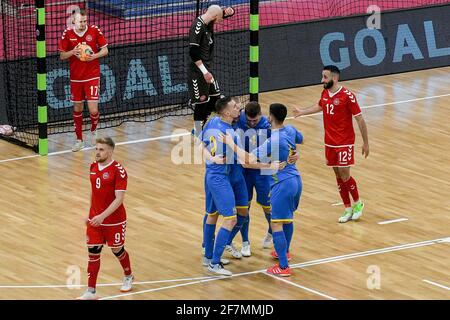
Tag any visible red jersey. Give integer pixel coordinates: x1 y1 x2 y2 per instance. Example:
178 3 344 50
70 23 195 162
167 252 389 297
89 160 127 225
318 86 362 147
59 25 108 82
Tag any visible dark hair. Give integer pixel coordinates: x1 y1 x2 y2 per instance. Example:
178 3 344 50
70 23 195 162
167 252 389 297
78 9 87 16
323 65 340 75
269 103 287 123
215 96 233 114
245 101 261 118
96 136 115 149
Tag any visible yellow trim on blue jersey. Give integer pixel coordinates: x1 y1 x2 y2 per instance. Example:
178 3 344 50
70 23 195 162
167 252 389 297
223 215 237 220
207 211 218 216
257 201 271 209
271 219 294 223
236 205 249 209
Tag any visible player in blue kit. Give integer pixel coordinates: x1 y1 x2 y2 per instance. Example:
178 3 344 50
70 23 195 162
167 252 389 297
234 102 272 255
222 103 304 277
201 96 249 275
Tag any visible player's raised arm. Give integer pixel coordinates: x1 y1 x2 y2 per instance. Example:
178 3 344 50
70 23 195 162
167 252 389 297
293 103 322 118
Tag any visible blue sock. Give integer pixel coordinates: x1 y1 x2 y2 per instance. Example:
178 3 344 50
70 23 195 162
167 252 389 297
226 214 246 245
265 212 272 234
240 215 250 242
273 231 288 268
283 223 294 253
202 214 208 249
212 227 231 264
204 223 216 259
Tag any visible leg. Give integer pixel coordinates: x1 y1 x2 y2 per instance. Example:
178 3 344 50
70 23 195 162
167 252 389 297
334 166 353 223
72 101 85 151
339 167 364 220
77 245 102 299
188 67 209 135
111 245 134 292
225 207 247 259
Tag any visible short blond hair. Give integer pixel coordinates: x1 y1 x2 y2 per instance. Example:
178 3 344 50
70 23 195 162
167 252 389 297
96 136 115 149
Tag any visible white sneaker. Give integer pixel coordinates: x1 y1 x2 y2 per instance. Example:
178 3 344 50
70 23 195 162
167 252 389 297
202 257 230 266
77 289 98 300
351 201 364 220
72 140 85 152
202 247 205 256
208 263 232 276
225 244 242 259
338 209 353 223
262 233 273 249
120 275 134 292
241 241 251 257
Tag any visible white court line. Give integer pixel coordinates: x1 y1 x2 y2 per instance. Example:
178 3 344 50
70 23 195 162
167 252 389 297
378 218 409 225
331 202 343 206
0 275 216 289
423 280 450 291
100 236 449 300
2 93 450 164
265 273 338 300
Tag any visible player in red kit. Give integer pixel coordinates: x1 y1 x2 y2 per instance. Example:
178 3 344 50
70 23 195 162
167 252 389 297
78 137 133 300
293 65 369 223
59 9 109 152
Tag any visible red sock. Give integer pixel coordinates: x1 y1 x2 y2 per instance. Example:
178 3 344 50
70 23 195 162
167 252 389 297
116 250 132 276
345 176 360 202
87 254 101 289
336 178 351 208
73 111 83 140
90 112 100 132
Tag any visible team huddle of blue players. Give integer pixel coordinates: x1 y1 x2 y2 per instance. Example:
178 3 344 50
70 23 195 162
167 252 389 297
198 96 303 277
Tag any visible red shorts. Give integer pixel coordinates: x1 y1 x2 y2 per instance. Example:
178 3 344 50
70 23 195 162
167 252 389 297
325 145 355 167
70 78 100 103
86 221 126 248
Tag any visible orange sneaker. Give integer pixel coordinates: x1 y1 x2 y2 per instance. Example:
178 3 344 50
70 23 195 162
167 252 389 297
266 264 291 277
270 250 292 261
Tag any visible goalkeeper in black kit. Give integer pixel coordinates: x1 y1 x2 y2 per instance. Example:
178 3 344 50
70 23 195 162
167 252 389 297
188 5 235 136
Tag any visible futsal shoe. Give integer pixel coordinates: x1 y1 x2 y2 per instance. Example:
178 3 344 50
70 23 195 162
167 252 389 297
77 290 98 300
241 241 252 257
225 243 242 259
202 257 230 266
262 233 273 249
72 139 85 152
270 250 292 261
266 264 291 277
351 201 364 220
338 208 353 223
208 262 232 276
120 275 134 292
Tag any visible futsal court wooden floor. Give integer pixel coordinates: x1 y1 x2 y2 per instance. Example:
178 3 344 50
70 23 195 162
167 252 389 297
0 67 449 300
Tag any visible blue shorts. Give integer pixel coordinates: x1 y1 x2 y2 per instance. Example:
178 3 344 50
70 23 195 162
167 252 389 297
205 172 248 218
243 168 271 208
270 175 302 222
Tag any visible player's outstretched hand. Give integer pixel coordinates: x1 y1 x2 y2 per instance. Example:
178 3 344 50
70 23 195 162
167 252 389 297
219 133 235 147
204 72 214 84
90 214 105 227
269 160 286 171
293 107 303 118
84 53 97 62
73 45 81 58
287 150 298 164
362 143 369 158
211 155 226 164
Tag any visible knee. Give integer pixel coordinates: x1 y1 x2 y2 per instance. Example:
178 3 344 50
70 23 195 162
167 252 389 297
111 246 125 257
88 245 103 255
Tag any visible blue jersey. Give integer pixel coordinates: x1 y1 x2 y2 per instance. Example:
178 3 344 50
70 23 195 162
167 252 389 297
235 111 271 153
253 125 303 186
202 116 239 175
